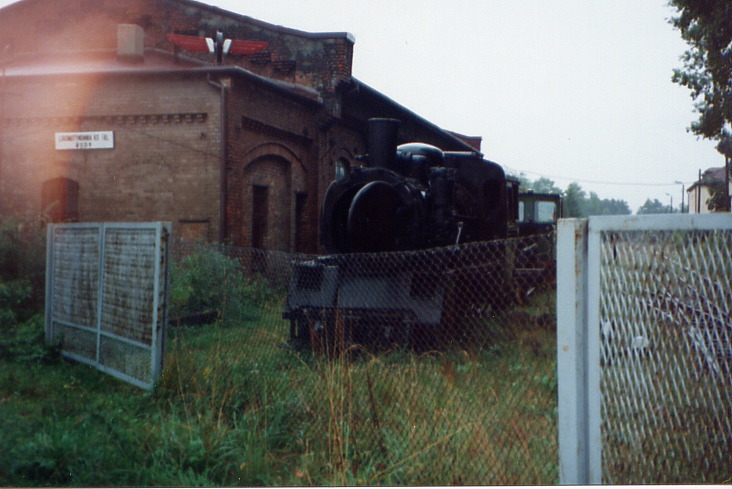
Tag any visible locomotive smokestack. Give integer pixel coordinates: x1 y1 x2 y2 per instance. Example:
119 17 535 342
367 118 400 170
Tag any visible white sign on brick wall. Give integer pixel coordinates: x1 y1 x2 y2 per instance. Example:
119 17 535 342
55 131 114 150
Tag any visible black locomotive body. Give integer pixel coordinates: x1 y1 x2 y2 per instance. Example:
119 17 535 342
320 119 515 254
283 118 544 350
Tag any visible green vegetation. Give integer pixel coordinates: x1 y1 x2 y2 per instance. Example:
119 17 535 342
0 312 557 486
1 242 558 486
169 245 276 326
512 174 632 217
670 0 732 157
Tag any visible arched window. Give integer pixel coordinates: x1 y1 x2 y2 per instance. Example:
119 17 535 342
41 177 79 222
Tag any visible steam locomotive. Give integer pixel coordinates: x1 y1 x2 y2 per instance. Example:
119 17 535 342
283 118 556 350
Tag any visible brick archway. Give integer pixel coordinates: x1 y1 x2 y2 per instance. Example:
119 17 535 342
241 142 306 175
237 145 307 252
243 155 289 251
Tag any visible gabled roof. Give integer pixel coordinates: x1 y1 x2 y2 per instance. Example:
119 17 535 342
687 166 731 191
174 0 355 43
0 0 355 43
343 78 483 154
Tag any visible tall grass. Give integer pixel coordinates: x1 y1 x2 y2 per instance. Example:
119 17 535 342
1 242 559 486
155 287 559 485
1 306 558 485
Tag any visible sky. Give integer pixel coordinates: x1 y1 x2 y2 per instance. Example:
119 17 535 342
0 0 723 212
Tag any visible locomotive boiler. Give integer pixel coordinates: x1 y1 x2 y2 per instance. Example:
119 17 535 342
283 118 523 350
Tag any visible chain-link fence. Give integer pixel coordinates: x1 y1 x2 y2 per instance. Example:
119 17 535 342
167 233 558 485
599 227 731 483
558 214 731 485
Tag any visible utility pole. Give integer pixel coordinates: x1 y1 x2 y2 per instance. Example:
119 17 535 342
697 169 702 213
674 181 685 213
726 155 731 212
718 136 732 212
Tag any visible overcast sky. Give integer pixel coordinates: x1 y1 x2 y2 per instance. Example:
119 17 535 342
1 0 722 212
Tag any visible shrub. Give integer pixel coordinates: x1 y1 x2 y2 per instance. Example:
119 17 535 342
170 245 272 326
1 280 55 363
0 280 33 328
0 214 47 313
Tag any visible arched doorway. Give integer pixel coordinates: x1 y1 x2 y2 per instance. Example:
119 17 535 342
242 155 292 252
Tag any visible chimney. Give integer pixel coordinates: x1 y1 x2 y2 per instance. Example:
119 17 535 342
117 24 144 62
367 118 400 170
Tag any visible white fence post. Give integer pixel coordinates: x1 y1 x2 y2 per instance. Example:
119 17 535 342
557 218 601 484
558 213 732 484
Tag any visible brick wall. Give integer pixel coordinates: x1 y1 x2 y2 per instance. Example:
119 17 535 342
0 0 462 253
0 0 354 112
0 73 223 241
0 66 368 252
224 76 318 251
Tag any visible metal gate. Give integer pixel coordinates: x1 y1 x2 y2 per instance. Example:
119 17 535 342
45 222 170 389
557 214 732 484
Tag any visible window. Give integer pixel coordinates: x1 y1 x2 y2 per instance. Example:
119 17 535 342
535 201 557 223
41 177 79 222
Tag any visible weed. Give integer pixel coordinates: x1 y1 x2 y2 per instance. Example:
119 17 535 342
169 245 274 326
2 240 560 485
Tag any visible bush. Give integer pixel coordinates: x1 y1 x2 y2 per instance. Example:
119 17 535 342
0 214 47 313
170 246 272 326
0 281 58 363
0 214 56 364
0 280 33 328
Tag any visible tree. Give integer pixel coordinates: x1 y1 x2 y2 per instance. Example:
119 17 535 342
585 192 603 216
515 177 631 217
563 182 587 217
637 198 672 215
531 177 562 194
509 172 533 192
669 0 732 157
583 191 632 216
605 199 632 215
706 180 730 212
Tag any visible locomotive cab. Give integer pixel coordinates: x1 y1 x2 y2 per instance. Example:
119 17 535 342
517 191 562 236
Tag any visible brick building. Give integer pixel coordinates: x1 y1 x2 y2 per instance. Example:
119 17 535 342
0 0 481 253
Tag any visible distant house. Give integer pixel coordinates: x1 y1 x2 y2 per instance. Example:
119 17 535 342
687 166 731 213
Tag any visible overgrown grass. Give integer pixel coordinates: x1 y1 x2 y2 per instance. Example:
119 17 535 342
1 289 559 486
1 240 558 485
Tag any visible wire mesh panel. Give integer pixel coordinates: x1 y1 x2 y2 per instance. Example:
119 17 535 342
167 234 559 484
558 214 732 485
45 222 170 389
599 226 731 483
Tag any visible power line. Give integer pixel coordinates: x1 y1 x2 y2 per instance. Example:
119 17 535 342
503 167 692 187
